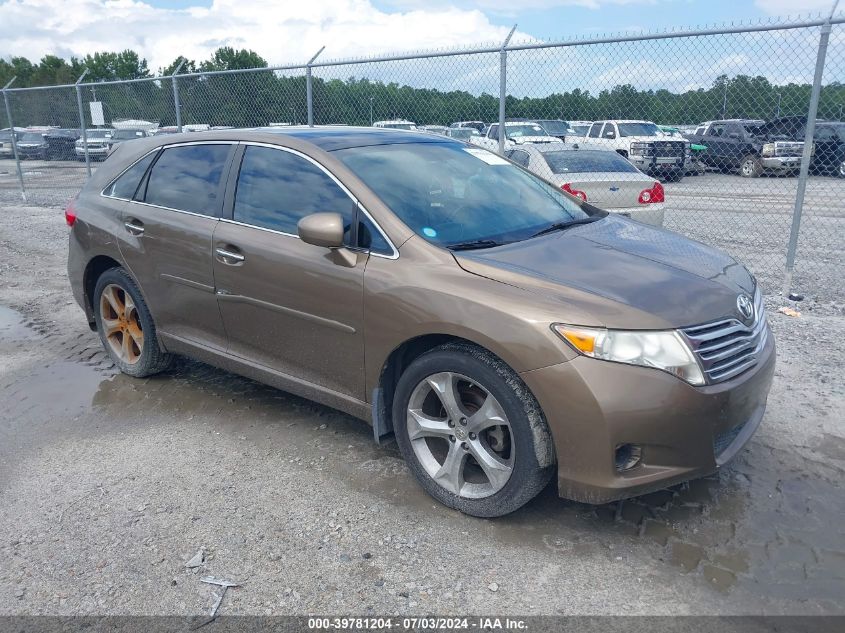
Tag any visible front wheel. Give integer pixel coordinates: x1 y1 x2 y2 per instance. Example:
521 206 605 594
93 267 173 377
739 155 763 178
392 343 555 517
838 160 845 178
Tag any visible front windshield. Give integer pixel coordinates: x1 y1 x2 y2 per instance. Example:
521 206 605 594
570 124 590 136
506 124 546 138
113 130 143 140
20 133 44 143
618 122 660 137
383 123 415 130
87 130 112 139
542 150 639 174
336 142 590 248
537 120 570 136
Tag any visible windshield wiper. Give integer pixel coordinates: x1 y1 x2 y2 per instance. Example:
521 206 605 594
447 239 508 251
530 216 601 239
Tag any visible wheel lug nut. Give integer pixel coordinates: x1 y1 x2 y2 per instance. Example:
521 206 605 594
459 418 467 426
469 432 476 440
447 420 455 428
461 442 469 451
449 435 455 442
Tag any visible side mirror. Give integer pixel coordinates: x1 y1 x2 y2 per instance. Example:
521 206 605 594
298 212 345 248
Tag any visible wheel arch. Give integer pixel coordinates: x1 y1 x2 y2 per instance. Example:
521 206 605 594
82 255 123 329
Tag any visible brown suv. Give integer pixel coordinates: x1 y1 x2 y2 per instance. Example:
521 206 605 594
67 127 775 517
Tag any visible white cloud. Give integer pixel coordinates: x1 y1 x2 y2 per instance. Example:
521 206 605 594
0 0 533 73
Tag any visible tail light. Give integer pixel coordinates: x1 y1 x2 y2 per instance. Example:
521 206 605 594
638 181 665 204
562 183 587 201
65 199 77 227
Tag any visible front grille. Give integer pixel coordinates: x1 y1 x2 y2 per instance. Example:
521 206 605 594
713 422 746 456
681 289 769 384
654 141 686 157
775 142 803 157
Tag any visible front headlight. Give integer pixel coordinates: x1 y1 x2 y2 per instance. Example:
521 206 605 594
552 325 705 386
761 143 776 157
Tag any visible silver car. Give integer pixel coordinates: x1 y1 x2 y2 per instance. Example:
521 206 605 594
75 129 114 160
506 143 665 226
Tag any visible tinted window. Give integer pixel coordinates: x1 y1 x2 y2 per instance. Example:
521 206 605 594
588 123 603 138
487 124 499 139
104 151 157 199
336 142 588 248
542 150 639 174
233 146 354 236
507 150 530 168
537 120 570 136
143 144 231 215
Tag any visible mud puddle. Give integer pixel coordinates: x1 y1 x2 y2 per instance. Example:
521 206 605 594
1 306 844 609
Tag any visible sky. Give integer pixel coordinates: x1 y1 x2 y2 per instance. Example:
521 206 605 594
0 0 838 73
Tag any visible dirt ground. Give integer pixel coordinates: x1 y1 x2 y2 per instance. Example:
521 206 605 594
0 193 844 616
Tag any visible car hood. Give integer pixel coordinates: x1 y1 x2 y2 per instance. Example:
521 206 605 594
453 216 756 329
510 136 561 145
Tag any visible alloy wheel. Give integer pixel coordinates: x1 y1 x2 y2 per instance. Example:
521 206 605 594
406 371 514 499
100 283 144 364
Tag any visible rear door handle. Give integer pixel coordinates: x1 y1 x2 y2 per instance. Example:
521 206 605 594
124 218 145 236
215 246 245 265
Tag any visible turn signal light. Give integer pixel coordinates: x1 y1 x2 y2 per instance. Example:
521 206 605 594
562 183 587 201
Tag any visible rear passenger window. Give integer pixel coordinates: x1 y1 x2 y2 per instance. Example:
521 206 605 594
103 152 157 199
233 146 354 236
142 144 231 215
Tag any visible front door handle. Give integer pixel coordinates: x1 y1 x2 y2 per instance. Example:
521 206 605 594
215 246 245 265
124 218 144 236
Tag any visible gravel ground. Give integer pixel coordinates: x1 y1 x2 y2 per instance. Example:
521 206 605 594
0 171 843 616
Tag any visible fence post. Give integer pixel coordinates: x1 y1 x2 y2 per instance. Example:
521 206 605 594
2 77 26 202
782 2 839 297
75 69 91 177
498 25 517 155
306 46 325 128
171 60 185 133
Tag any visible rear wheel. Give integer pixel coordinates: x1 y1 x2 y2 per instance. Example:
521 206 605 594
392 343 555 517
838 160 845 178
739 155 763 178
93 267 173 377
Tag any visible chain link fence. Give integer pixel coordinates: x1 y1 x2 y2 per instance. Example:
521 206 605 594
1 14 843 299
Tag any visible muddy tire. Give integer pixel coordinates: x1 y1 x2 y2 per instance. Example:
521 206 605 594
93 267 173 378
739 155 763 178
392 342 555 518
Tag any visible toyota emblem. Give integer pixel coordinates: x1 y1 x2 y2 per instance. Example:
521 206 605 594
737 294 754 320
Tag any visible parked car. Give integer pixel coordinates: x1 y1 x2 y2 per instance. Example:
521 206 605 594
0 129 21 159
373 119 417 130
471 122 562 151
106 129 149 155
659 125 706 175
446 127 482 141
75 129 115 160
505 144 665 226
567 121 593 137
68 127 774 517
15 131 50 160
685 119 804 178
419 125 449 136
506 118 584 142
584 120 687 181
449 121 485 132
752 116 844 177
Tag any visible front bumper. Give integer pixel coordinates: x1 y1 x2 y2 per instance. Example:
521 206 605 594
76 146 110 157
630 155 685 173
761 156 801 172
520 331 775 504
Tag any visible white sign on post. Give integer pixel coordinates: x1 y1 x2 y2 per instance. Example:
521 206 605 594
89 101 104 126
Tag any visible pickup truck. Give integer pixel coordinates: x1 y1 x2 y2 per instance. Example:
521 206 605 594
583 120 687 181
750 116 842 177
685 119 804 178
470 122 562 152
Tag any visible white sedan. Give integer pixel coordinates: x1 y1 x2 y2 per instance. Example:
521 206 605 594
505 143 665 226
